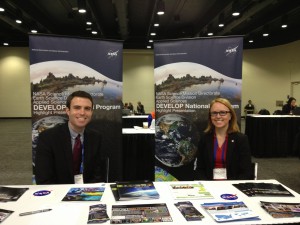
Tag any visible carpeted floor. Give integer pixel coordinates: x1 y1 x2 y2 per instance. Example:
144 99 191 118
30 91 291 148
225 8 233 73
0 118 299 194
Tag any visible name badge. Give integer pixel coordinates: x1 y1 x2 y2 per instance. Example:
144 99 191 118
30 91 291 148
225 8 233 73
74 174 84 184
213 168 227 180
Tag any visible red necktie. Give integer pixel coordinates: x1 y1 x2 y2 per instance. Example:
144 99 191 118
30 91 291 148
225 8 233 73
73 134 82 175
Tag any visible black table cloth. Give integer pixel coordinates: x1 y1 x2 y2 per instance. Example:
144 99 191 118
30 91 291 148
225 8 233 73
245 115 300 157
122 132 155 181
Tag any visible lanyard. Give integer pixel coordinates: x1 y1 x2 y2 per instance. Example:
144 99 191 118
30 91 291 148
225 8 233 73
213 135 228 167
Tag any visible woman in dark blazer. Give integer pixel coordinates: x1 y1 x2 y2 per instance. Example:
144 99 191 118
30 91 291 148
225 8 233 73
195 98 253 180
282 97 296 115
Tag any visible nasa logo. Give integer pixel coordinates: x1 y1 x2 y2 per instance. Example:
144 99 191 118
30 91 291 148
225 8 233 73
225 45 238 56
33 190 51 196
220 193 238 200
107 50 119 59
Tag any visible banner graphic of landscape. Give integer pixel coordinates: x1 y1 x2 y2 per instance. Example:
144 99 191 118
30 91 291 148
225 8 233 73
154 37 243 181
29 35 123 182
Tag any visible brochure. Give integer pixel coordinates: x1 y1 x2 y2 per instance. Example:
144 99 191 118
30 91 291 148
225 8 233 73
261 201 300 218
111 203 172 224
0 209 14 223
201 201 260 222
169 182 213 199
62 185 105 201
0 186 28 202
233 182 294 197
174 201 204 221
87 204 109 224
115 181 159 201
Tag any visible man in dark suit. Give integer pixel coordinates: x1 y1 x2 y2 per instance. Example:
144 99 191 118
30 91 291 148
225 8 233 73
35 91 105 184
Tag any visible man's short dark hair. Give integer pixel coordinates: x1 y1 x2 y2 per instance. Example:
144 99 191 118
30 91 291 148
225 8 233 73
66 91 93 109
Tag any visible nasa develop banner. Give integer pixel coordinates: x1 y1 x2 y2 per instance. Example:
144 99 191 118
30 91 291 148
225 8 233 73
154 37 243 181
30 35 123 182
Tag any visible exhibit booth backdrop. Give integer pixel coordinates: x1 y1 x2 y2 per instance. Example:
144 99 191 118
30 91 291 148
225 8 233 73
29 35 123 182
154 37 243 181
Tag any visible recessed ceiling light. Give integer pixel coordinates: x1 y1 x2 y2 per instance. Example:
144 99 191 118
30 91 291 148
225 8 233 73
150 32 156 36
232 12 240 17
157 0 165 15
218 23 224 27
147 46 151 49
263 33 269 37
77 0 86 13
154 23 159 27
3 43 9 46
16 20 22 24
86 21 92 25
149 40 153 43
207 32 213 36
281 24 287 28
31 30 37 33
0 7 4 12
91 31 97 34
249 40 253 43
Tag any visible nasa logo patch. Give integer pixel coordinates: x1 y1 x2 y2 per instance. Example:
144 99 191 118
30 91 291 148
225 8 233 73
33 190 51 196
220 194 238 200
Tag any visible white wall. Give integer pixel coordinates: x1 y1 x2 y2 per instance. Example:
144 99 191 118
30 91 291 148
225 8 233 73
242 40 300 114
1 40 300 118
0 47 31 117
122 49 155 114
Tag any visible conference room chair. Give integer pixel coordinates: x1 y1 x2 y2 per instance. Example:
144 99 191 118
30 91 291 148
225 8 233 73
251 162 258 180
258 109 270 115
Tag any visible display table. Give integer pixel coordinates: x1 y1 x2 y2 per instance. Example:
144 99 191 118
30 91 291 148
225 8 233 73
1 180 300 225
122 128 155 181
245 115 300 157
122 115 149 128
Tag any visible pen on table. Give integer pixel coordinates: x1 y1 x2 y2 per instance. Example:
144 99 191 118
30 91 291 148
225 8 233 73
19 209 52 216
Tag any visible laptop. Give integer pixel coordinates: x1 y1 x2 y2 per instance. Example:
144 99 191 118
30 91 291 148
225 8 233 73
293 107 300 115
122 109 131 116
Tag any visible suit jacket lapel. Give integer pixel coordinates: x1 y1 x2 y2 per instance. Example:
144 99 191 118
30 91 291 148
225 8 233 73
207 133 214 169
62 123 73 176
226 134 235 166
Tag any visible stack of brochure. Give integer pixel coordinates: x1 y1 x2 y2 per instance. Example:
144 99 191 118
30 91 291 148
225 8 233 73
110 181 160 201
201 201 260 222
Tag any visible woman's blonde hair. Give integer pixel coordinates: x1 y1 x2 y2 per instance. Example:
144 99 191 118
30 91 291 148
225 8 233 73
204 97 240 133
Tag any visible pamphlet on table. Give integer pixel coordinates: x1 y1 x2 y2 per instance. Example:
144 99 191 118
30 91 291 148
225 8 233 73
261 201 300 218
0 186 28 202
111 203 172 223
174 201 204 221
0 209 14 223
169 182 213 199
201 201 260 222
232 182 294 197
87 204 109 224
62 185 105 201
